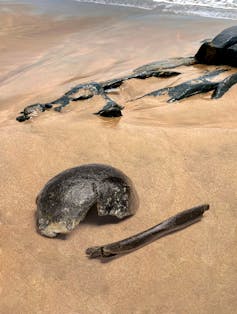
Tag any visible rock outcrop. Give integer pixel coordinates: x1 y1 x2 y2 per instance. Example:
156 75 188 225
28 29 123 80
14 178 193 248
195 26 237 67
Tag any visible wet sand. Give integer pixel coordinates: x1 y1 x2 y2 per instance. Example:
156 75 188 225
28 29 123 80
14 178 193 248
0 2 237 314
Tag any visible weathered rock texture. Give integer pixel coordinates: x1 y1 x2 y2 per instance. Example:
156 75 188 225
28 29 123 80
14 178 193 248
195 25 237 66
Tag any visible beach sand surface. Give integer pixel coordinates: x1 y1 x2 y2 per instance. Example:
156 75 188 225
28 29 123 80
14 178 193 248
0 2 237 313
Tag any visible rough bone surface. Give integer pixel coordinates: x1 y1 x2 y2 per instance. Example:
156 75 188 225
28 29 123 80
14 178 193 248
36 164 138 238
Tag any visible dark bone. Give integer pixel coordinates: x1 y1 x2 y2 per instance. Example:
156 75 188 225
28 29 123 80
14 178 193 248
86 204 209 259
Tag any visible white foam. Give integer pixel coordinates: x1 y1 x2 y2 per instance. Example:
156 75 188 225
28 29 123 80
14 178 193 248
155 0 237 10
75 0 237 19
75 0 157 10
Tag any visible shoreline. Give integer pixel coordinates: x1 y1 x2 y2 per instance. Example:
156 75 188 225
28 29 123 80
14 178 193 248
0 1 236 119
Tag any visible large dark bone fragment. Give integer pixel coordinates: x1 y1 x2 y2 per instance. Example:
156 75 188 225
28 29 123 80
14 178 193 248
212 72 237 99
86 204 209 259
36 164 138 238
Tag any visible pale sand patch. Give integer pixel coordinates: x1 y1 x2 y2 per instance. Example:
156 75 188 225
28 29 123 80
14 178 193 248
0 3 237 314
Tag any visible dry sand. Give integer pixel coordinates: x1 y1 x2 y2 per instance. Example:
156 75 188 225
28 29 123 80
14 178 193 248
0 2 237 314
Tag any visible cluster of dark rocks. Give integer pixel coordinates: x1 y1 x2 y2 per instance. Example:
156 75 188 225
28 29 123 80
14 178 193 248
16 26 237 122
136 26 237 102
16 70 180 122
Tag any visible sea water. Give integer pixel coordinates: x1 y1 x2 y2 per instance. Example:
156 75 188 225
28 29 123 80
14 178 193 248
75 0 237 19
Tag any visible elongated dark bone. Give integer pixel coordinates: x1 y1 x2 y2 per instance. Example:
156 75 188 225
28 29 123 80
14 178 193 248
86 204 209 259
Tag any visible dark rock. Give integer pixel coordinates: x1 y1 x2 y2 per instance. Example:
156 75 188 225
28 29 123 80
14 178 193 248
195 26 237 66
225 43 237 67
133 57 196 73
52 96 70 111
212 26 237 49
95 98 123 117
67 82 103 99
71 93 94 101
53 83 104 111
16 103 53 122
138 69 227 101
16 115 30 122
17 103 46 122
167 69 226 102
212 72 237 99
101 70 180 93
22 103 45 116
53 106 63 112
195 41 220 64
69 83 102 101
102 78 126 90
131 70 181 80
168 80 218 102
71 82 104 98
44 104 53 109
17 26 237 123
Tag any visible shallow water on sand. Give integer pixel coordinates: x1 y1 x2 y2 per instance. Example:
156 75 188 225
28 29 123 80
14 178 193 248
0 2 237 314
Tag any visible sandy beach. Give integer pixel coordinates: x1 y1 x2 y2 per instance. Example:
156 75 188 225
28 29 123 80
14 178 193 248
0 1 237 313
